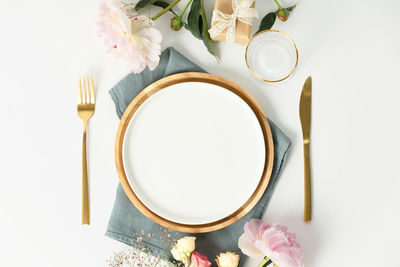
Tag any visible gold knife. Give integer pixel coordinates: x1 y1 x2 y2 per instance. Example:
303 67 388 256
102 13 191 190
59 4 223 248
299 76 312 222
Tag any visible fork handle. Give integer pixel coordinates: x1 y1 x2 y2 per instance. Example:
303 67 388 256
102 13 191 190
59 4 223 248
303 141 312 222
82 121 90 225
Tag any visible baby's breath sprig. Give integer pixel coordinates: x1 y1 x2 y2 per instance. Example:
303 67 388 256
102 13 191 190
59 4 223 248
107 228 180 267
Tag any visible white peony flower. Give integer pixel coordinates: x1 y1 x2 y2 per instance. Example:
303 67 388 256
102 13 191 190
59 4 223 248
96 0 162 73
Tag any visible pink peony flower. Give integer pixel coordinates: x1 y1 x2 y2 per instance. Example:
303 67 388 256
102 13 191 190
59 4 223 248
238 219 304 267
96 0 162 73
189 251 211 267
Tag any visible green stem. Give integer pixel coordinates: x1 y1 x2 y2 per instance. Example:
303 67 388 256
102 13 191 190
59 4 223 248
178 0 193 18
273 0 283 9
185 255 191 267
257 257 273 267
151 0 181 20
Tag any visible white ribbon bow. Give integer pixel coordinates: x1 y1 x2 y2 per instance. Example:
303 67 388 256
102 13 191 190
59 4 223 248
208 0 258 43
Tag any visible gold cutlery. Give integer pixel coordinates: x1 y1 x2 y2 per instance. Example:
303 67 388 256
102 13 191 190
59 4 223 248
77 75 95 225
299 76 312 222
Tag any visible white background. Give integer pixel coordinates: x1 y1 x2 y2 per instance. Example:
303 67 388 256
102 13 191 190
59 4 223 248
1 0 399 266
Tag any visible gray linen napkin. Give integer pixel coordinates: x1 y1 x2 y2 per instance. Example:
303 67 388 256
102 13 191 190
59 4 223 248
106 47 291 266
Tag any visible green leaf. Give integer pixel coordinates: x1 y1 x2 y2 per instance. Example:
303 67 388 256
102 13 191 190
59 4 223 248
135 0 155 10
152 1 179 16
287 5 296 11
257 12 276 34
185 0 216 56
199 6 215 56
186 0 202 39
152 0 169 9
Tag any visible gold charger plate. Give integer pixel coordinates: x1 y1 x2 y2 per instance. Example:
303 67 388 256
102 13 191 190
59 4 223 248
115 72 274 233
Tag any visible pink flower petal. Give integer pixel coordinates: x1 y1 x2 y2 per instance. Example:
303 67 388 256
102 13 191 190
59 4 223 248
239 220 304 267
238 234 264 260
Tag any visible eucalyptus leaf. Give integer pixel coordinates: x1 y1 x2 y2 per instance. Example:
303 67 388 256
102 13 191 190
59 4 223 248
185 0 216 56
287 5 296 11
257 12 276 33
152 1 179 16
135 0 155 10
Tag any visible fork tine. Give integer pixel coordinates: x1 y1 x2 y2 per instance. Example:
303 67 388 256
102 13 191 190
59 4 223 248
78 76 83 104
86 75 90 104
90 75 95 104
82 76 87 104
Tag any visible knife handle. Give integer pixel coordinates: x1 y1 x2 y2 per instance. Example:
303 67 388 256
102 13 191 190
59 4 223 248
303 140 312 222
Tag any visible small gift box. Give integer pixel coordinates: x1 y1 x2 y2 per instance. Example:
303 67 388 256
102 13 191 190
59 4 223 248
208 0 258 45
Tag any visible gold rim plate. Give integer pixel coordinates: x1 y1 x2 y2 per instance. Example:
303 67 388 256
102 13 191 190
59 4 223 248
115 72 274 233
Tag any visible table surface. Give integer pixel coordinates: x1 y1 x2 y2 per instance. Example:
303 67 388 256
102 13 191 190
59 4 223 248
1 0 399 266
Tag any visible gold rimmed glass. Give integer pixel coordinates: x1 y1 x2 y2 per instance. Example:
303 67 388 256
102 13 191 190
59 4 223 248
245 30 298 83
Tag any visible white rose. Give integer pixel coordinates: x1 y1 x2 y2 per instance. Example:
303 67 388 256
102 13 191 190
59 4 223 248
171 247 186 261
170 236 196 263
215 252 240 267
176 236 196 255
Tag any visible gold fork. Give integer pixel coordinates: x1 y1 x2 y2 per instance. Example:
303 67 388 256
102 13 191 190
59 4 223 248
77 75 95 225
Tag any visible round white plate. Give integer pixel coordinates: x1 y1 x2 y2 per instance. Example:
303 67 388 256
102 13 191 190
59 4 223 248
122 81 266 225
115 73 274 232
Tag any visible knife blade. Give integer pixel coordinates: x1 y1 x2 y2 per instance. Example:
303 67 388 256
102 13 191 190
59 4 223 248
299 76 312 222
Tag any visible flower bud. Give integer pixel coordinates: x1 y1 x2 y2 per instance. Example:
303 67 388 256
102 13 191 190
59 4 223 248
171 17 183 31
277 8 289 21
